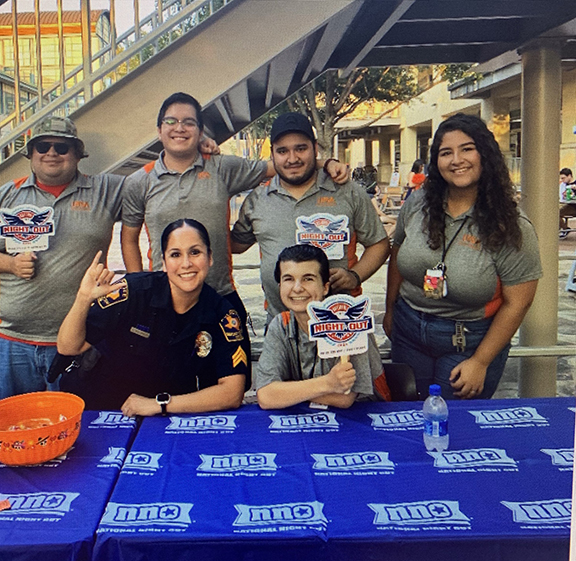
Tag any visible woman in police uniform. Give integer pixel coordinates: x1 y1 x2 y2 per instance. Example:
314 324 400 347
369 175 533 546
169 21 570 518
57 219 248 415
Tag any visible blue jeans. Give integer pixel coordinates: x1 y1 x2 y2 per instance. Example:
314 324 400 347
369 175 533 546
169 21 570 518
0 338 59 399
391 298 510 400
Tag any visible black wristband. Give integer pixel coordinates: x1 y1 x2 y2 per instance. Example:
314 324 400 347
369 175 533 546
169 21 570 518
323 158 339 175
347 269 361 288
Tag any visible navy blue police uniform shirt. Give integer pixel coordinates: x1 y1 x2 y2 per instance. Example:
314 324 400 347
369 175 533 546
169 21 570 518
66 272 249 410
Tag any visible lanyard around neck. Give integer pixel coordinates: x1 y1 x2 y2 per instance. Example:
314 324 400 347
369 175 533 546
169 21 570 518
440 215 469 266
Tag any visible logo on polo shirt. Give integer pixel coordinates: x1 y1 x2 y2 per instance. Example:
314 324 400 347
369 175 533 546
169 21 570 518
197 453 277 475
296 213 350 259
368 410 423 431
541 448 573 470
89 412 137 429
501 499 571 525
368 500 471 528
100 502 193 528
468 407 549 428
0 204 55 252
312 451 394 473
428 448 517 472
166 415 237 434
233 501 327 528
269 412 339 433
0 492 79 518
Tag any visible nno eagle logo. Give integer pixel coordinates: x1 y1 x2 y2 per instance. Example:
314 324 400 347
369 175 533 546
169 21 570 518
469 407 548 427
100 502 193 528
368 410 423 431
166 415 237 432
90 412 137 429
296 213 350 259
541 448 574 468
198 453 277 473
0 204 55 251
369 500 471 527
501 499 571 525
233 501 327 527
0 492 78 517
269 412 339 432
312 451 394 472
428 448 517 469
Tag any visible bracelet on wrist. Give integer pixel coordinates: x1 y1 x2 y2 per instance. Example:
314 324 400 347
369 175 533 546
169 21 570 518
347 269 361 288
323 158 339 175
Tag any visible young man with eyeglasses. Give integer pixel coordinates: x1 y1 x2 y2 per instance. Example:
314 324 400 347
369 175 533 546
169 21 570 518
0 116 124 398
121 92 348 338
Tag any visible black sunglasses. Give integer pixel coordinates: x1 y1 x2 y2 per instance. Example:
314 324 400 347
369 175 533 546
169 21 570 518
34 141 72 155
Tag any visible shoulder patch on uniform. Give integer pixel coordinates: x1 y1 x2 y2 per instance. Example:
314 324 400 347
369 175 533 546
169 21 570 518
143 161 155 173
97 278 128 309
232 346 248 368
280 311 291 326
220 310 243 342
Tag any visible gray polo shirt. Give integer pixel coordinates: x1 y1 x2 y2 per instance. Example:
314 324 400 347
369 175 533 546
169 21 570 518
394 190 543 320
0 173 124 343
255 310 376 397
122 152 268 296
231 173 387 317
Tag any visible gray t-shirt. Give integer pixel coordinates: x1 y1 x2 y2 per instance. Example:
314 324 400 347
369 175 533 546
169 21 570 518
122 152 268 296
0 173 124 343
231 173 387 317
255 310 377 397
394 190 543 320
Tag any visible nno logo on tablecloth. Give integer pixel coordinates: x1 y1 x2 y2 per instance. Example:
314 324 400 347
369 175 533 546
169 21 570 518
369 500 470 528
99 446 126 468
501 499 571 525
269 412 339 432
541 448 574 469
198 453 277 473
428 448 517 470
100 502 193 528
468 407 548 427
312 451 394 472
233 501 327 527
166 415 237 433
90 412 137 429
368 410 423 431
0 492 79 517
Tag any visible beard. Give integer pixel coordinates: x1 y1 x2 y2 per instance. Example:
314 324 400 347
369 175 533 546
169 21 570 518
275 162 317 186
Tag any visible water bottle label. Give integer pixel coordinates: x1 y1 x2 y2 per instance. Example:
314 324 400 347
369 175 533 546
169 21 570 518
424 419 448 437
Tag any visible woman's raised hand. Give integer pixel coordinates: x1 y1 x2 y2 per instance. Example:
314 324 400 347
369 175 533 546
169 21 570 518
78 251 118 302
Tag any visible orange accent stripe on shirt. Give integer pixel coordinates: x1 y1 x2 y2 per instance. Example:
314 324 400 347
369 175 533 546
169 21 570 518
347 231 362 297
484 277 503 318
0 332 57 346
202 153 211 161
281 311 291 326
13 176 28 189
143 161 155 174
144 222 154 271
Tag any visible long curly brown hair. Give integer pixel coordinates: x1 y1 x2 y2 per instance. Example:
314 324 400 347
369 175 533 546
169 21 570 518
423 113 521 252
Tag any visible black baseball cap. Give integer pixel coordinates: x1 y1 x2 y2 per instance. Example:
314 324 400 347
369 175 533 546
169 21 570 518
270 112 315 144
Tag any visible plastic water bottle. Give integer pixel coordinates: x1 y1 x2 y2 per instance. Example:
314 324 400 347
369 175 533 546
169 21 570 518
423 384 449 451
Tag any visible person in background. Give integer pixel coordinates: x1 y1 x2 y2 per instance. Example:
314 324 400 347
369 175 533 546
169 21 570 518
256 244 390 409
403 159 426 200
57 219 248 416
0 116 124 399
559 167 576 239
383 113 542 400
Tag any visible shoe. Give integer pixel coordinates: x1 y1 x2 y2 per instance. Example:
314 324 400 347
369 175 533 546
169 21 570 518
559 230 568 239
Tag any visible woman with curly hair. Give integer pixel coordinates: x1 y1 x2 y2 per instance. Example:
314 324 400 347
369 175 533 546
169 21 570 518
383 113 542 400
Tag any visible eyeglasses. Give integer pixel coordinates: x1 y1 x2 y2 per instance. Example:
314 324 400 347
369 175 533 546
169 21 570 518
34 141 72 155
161 117 199 129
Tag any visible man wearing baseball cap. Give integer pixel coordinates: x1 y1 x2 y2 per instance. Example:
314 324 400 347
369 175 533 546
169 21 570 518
231 112 390 322
0 115 124 398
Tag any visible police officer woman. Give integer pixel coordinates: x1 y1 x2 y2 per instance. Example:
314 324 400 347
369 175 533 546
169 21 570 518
57 218 249 415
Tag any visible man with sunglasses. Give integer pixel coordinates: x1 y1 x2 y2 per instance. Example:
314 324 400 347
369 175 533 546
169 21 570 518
0 116 123 398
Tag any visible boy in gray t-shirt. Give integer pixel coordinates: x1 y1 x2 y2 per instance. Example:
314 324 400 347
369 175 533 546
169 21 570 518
255 245 382 410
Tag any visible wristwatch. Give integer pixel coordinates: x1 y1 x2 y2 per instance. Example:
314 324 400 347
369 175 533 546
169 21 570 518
156 392 171 416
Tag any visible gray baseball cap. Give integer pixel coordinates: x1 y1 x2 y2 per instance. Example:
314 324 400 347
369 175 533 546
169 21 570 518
25 116 88 158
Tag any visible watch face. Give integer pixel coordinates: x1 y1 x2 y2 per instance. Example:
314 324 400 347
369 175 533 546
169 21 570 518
156 392 171 404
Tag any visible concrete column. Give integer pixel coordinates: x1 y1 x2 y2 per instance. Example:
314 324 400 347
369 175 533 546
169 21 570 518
365 140 373 166
518 39 562 397
378 136 392 183
400 126 417 184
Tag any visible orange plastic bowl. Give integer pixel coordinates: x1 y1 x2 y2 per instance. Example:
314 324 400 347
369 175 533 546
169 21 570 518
0 391 84 466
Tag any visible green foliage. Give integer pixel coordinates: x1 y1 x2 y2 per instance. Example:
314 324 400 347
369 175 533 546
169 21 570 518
440 63 480 85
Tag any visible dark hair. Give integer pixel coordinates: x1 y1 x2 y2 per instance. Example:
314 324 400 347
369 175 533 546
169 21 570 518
273 245 330 285
157 92 204 131
411 159 424 173
560 168 573 177
161 219 211 257
423 113 521 252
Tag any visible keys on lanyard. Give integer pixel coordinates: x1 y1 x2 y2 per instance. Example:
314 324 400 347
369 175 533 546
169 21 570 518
452 321 467 352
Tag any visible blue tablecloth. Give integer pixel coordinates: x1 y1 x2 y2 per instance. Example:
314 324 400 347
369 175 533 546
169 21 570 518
94 398 574 561
0 411 137 561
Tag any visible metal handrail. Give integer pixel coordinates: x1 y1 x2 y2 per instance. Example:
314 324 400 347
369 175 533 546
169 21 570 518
0 0 234 161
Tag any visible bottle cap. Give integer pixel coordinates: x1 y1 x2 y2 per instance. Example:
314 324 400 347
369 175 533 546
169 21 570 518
429 384 441 396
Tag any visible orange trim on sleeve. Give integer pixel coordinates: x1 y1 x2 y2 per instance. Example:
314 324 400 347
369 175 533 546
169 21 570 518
280 311 291 326
143 161 155 174
374 368 392 402
484 277 503 318
13 176 28 189
202 153 211 161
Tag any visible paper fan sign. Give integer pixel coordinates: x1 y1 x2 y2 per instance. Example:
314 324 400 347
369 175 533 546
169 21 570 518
307 294 375 360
